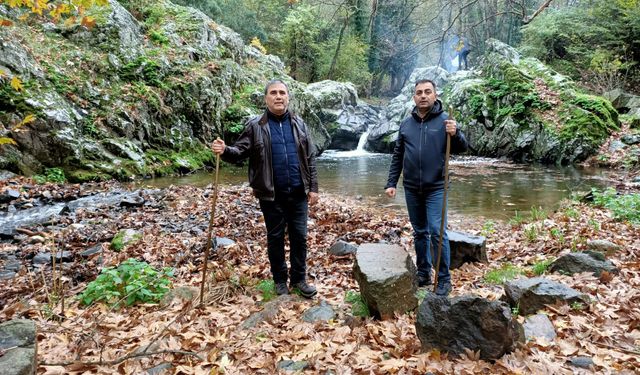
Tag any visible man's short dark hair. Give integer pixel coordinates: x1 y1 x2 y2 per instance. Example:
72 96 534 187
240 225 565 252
414 79 436 92
264 79 289 94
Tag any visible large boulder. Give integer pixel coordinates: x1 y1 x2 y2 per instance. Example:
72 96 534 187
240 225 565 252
352 243 418 319
548 251 619 277
0 0 330 179
415 294 520 360
366 67 449 152
368 39 620 163
503 277 589 315
0 319 37 375
447 230 488 269
442 39 618 164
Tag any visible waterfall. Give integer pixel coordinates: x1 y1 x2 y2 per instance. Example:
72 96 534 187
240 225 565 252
355 129 370 151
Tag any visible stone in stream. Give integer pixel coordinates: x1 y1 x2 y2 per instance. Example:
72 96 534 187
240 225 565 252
352 243 417 319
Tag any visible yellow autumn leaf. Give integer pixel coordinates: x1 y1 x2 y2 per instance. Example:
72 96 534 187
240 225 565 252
63 15 76 27
15 114 35 130
81 15 95 28
0 137 17 146
0 69 6 77
10 76 23 91
0 18 13 26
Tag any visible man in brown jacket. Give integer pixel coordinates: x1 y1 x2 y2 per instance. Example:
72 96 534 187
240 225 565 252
212 80 319 298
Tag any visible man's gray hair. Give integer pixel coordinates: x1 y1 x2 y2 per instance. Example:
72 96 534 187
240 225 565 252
264 79 289 94
414 79 437 92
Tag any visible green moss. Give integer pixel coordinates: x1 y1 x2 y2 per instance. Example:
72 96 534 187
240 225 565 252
149 30 169 46
145 144 215 176
110 230 142 252
221 84 259 135
119 56 164 87
67 169 112 183
559 93 619 146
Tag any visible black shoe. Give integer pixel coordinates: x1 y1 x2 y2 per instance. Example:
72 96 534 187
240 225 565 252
275 282 289 295
417 274 432 287
291 281 317 298
435 280 452 296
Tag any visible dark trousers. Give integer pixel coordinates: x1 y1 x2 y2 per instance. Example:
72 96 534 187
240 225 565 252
404 187 451 282
259 189 308 285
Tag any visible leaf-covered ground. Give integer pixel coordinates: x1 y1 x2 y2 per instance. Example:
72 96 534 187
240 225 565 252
0 177 639 374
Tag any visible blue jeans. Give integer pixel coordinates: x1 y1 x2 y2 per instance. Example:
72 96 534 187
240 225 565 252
259 188 308 285
404 187 451 282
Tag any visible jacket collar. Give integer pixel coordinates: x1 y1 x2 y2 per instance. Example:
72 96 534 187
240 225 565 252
259 109 291 125
411 99 443 122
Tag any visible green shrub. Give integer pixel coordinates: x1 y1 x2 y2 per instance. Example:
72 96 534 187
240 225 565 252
591 187 640 224
345 290 369 317
255 280 276 302
79 259 173 308
531 258 555 276
33 167 66 184
484 263 522 284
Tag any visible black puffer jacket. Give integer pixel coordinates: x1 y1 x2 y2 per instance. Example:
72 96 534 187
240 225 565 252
221 110 318 201
385 100 468 191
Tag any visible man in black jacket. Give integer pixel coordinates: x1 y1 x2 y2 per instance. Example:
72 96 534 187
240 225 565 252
385 79 468 296
211 80 319 298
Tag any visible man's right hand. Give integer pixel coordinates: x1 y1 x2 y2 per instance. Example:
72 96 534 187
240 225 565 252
385 187 396 198
211 138 226 155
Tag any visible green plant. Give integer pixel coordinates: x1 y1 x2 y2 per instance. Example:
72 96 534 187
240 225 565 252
149 30 169 45
481 220 496 237
110 230 141 252
484 263 522 284
591 187 640 224
509 211 527 227
531 258 555 276
345 290 370 317
33 167 66 184
255 280 276 302
524 224 539 242
587 218 601 231
78 259 173 307
570 301 585 311
511 303 520 316
549 228 565 245
564 207 579 219
530 206 547 221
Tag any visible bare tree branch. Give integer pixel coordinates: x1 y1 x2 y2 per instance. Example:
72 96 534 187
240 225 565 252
523 0 554 24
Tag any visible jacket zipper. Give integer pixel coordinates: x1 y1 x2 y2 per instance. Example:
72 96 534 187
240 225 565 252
419 118 424 191
280 122 291 192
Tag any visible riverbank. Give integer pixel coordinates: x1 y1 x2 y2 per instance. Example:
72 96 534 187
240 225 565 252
0 178 639 373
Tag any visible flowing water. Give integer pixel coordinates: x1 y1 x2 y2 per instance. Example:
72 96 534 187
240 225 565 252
139 150 613 221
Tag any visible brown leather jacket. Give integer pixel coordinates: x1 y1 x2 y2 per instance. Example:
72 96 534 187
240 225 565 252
221 111 318 201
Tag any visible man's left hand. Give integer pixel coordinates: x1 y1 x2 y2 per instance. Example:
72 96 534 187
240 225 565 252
308 192 319 206
444 119 457 136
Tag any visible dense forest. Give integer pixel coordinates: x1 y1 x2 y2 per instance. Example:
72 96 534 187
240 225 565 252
170 0 640 96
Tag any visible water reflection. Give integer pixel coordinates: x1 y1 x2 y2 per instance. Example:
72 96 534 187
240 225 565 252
139 152 612 220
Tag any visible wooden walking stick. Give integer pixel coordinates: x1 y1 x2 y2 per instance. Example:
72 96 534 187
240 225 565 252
199 145 221 305
433 107 453 293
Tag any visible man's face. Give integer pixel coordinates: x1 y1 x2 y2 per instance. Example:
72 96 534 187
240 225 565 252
265 83 289 115
413 82 437 112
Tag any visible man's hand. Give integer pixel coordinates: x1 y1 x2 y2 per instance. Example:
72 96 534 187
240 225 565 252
211 138 226 155
308 192 319 206
444 119 457 136
385 187 396 198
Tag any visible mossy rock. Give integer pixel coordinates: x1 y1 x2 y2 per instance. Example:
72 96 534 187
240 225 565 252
111 229 142 251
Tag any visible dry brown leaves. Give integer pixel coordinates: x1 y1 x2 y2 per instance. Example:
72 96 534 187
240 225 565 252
1 179 639 374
